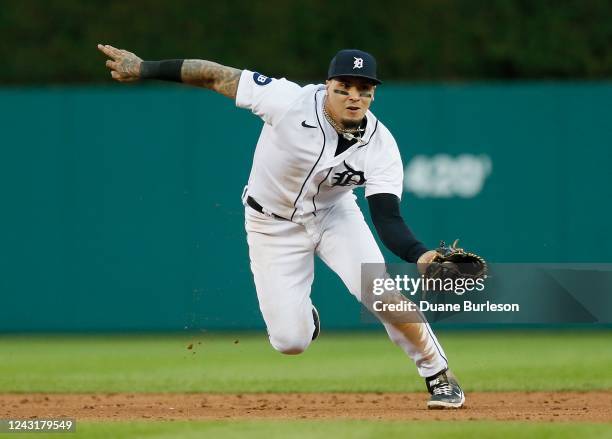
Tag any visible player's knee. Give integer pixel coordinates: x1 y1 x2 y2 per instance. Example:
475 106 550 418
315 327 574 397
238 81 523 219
269 333 311 355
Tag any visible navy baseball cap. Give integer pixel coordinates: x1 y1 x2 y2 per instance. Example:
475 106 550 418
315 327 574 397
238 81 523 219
327 49 381 85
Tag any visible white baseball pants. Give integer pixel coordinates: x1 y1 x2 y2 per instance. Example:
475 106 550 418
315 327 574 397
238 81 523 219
244 195 449 378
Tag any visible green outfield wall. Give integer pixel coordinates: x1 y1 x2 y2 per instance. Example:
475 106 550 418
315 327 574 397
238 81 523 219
1 83 611 331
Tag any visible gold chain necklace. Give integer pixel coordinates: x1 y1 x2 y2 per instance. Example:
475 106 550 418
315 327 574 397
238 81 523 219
323 99 365 142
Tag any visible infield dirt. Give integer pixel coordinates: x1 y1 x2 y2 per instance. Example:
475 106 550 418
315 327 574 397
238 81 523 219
1 392 611 422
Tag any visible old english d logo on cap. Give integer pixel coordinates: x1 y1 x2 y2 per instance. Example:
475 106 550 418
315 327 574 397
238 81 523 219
327 49 381 84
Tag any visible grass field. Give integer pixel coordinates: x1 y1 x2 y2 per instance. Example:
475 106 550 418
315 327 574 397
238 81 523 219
1 330 611 438
2 330 611 393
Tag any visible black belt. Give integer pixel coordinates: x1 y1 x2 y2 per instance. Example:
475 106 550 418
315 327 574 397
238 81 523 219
246 196 289 221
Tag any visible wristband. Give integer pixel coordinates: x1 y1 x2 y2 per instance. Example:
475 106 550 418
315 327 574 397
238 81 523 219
140 59 184 82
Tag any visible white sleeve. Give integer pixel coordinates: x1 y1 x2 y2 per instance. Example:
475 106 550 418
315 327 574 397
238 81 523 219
235 69 302 125
365 133 404 200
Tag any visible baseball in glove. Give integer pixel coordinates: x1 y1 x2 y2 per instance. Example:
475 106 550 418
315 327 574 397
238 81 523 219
424 239 487 280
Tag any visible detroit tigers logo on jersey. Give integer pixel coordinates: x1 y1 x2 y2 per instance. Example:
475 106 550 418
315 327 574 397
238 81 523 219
332 161 366 187
353 57 364 69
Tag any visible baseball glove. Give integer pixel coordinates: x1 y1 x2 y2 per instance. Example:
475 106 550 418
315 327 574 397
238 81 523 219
425 239 487 280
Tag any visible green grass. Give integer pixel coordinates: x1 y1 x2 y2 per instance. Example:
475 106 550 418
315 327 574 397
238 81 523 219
0 331 611 393
2 332 611 437
9 420 612 439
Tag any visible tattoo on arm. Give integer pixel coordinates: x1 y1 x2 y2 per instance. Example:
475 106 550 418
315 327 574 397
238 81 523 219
181 60 241 99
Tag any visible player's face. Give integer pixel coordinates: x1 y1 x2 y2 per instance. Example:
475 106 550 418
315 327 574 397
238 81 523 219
325 77 376 128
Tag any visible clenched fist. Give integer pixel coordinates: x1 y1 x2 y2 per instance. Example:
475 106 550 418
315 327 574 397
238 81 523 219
97 44 142 82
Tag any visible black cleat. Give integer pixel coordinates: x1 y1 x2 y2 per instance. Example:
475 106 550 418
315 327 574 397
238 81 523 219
312 306 320 341
426 369 465 409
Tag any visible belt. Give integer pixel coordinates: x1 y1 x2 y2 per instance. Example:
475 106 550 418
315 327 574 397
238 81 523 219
246 196 289 221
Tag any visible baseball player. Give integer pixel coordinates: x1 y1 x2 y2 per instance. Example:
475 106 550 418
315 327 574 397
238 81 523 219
97 44 465 409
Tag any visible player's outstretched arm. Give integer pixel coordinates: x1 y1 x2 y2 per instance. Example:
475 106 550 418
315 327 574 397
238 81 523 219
179 60 241 98
97 44 241 99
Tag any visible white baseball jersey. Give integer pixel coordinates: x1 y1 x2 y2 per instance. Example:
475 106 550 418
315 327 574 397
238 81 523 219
236 70 404 222
237 69 449 377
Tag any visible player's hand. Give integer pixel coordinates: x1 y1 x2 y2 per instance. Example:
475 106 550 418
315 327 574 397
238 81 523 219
416 250 439 275
97 44 142 82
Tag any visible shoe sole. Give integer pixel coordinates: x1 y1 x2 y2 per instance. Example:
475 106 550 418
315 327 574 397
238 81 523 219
427 394 465 409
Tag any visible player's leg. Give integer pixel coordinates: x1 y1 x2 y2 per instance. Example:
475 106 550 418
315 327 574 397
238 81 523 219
315 196 449 378
245 207 316 355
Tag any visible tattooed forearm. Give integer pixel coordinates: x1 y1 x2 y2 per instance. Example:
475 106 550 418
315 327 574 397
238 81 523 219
181 60 241 99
